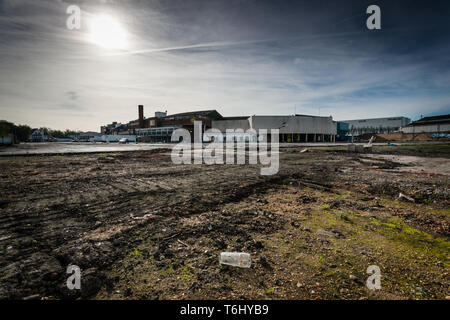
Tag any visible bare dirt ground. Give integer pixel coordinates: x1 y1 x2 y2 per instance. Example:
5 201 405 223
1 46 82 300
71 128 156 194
0 144 449 300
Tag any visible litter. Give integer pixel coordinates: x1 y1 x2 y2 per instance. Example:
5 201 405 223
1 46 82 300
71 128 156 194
398 193 415 202
219 252 251 268
130 213 154 220
177 239 191 248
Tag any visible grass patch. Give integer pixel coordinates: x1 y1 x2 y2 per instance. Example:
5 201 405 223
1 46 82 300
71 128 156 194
371 217 450 263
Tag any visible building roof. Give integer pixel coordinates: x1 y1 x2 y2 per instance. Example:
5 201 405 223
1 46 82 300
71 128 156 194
249 114 332 119
406 114 450 126
167 109 223 118
218 116 249 121
341 116 410 122
160 109 223 120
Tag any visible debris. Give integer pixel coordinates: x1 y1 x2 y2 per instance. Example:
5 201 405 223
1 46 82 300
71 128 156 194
162 232 180 241
348 144 373 153
6 245 12 250
362 136 375 152
300 148 309 153
398 193 415 202
130 213 154 220
1 145 448 300
22 294 40 300
366 136 375 147
298 181 331 191
177 239 191 249
219 252 251 268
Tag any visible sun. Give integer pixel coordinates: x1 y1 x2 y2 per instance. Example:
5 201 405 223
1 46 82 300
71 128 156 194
88 15 127 50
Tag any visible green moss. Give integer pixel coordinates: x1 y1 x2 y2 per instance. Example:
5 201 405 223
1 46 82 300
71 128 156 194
132 248 142 257
372 217 450 263
160 266 174 275
178 265 194 281
265 288 275 295
318 255 325 264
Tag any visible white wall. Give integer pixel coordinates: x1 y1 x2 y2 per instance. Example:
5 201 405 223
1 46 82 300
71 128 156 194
343 117 410 129
250 115 337 134
212 119 250 132
401 123 450 133
101 135 136 142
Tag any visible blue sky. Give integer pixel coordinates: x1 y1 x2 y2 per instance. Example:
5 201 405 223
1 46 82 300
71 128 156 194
0 0 449 131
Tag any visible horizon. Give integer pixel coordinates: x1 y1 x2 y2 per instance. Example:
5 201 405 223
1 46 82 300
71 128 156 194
1 0 450 131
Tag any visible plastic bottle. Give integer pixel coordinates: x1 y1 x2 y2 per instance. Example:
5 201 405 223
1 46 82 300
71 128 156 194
219 252 251 268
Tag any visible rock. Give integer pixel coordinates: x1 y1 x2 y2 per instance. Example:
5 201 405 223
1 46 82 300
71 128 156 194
80 268 104 299
258 257 272 270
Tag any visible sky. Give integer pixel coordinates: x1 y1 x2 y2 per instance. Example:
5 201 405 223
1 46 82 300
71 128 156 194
0 0 449 131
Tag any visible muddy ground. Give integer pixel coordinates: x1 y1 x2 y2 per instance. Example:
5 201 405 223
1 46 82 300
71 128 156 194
0 144 449 300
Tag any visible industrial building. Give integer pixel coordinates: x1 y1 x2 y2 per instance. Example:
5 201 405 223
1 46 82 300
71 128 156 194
213 114 337 142
340 117 411 136
101 106 224 143
137 109 223 142
401 114 450 137
102 105 338 143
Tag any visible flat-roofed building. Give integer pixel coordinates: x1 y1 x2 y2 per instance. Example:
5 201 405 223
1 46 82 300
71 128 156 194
212 114 337 143
341 116 411 136
401 114 450 137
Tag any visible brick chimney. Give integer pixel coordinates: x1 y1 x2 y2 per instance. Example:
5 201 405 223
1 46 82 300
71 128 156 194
138 105 144 128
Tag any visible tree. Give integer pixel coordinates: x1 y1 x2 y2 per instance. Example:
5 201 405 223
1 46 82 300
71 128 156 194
15 124 32 142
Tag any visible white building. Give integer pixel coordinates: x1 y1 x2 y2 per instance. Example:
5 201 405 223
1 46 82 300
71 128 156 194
29 129 48 142
341 117 411 135
401 114 450 136
212 114 337 142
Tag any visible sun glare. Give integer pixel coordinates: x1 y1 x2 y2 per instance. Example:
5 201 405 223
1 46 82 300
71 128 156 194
88 15 127 50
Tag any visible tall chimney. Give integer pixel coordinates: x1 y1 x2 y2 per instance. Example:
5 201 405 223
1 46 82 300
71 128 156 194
138 105 144 128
